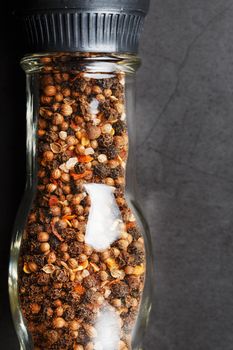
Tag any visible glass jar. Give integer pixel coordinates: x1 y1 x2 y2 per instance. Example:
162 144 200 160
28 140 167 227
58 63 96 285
9 1 152 350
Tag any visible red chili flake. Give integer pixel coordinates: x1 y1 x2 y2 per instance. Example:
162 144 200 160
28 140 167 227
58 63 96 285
77 155 93 163
70 121 79 130
51 223 64 242
119 149 127 159
73 284 86 295
62 214 76 221
49 195 58 207
126 222 135 230
70 170 92 180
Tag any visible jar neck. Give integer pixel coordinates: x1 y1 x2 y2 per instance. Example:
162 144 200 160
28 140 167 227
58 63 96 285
21 52 140 74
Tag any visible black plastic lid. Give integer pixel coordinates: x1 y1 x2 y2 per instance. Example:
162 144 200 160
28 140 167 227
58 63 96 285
21 0 150 53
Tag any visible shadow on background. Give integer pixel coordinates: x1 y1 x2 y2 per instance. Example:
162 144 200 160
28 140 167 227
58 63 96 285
0 2 26 348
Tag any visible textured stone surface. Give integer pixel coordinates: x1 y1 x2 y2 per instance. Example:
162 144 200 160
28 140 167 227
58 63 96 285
1 1 233 349
139 1 233 349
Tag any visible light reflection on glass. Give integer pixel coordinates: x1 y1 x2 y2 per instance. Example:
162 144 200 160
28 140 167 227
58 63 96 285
89 97 99 115
84 184 124 251
94 305 121 350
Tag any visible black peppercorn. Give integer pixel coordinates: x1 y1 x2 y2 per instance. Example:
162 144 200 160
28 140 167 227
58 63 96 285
76 306 96 324
113 120 126 135
37 272 50 286
83 275 97 289
110 166 123 179
97 134 113 148
53 269 69 283
63 306 75 321
128 227 141 240
105 144 118 160
93 164 110 178
111 282 129 298
69 241 83 257
74 163 85 174
49 235 60 250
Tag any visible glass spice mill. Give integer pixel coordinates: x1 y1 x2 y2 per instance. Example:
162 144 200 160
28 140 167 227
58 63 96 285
8 1 153 349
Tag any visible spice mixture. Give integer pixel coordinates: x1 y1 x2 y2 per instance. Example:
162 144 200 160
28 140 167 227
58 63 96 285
19 56 145 350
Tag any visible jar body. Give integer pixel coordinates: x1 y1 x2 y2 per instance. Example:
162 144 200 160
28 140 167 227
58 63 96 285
9 53 152 350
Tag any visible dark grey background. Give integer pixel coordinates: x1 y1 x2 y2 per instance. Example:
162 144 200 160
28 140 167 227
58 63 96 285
139 1 233 349
1 1 233 349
